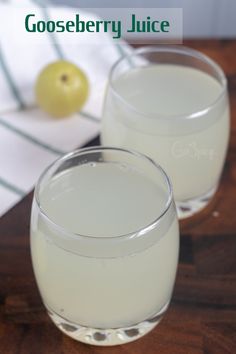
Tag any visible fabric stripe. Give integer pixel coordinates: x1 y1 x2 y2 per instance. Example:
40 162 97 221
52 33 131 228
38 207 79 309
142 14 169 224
116 43 126 57
80 111 100 123
30 0 64 58
0 118 65 155
0 177 25 197
0 46 25 109
3 104 100 126
116 43 134 67
41 7 65 59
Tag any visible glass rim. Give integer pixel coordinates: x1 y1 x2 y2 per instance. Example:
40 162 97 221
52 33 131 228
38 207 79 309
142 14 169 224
109 45 227 120
34 146 173 240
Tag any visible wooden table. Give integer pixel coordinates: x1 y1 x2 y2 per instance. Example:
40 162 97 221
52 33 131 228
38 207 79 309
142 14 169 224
0 40 236 354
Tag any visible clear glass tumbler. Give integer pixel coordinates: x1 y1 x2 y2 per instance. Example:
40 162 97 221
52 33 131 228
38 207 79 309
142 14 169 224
101 46 230 218
30 146 179 346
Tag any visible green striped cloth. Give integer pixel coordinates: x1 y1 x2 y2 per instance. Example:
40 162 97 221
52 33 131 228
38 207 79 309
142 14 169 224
0 0 128 216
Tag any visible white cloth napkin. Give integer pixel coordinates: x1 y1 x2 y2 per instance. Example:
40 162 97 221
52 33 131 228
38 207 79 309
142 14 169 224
0 0 129 216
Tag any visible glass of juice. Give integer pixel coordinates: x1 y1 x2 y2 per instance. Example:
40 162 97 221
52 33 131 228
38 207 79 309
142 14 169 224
30 146 179 346
101 46 230 218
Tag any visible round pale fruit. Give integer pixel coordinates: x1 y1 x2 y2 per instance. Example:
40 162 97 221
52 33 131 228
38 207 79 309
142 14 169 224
35 60 89 118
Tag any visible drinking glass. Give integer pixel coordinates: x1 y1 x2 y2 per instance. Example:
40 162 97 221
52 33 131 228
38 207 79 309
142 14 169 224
30 146 179 346
101 46 230 218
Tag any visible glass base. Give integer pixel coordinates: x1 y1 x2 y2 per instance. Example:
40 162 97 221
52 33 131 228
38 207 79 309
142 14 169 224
176 185 217 220
47 302 169 346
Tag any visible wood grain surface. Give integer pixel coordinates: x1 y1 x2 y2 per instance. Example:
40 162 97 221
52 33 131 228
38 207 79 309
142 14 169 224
0 40 236 354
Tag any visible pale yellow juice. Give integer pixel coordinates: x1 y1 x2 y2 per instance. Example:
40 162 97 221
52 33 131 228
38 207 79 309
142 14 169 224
102 65 230 201
31 162 179 332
